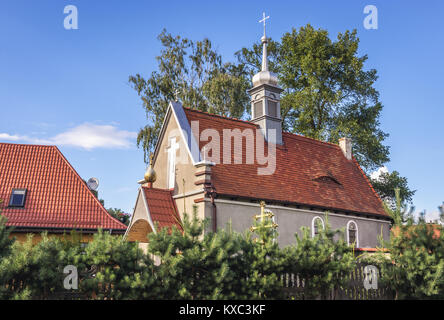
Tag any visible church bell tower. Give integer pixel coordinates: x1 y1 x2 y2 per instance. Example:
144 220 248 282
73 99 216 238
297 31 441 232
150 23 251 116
249 12 283 145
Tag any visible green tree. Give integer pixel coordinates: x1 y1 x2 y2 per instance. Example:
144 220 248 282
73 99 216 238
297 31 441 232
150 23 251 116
283 215 355 299
147 206 244 299
0 204 14 260
371 171 416 208
234 206 286 299
439 203 444 224
129 29 250 162
237 24 388 171
107 208 131 226
0 212 17 299
379 221 444 299
0 233 73 300
237 24 414 205
376 191 444 299
382 187 415 226
81 231 156 300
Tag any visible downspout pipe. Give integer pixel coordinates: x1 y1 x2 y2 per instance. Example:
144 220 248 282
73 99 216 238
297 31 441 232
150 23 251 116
205 186 217 232
211 191 217 232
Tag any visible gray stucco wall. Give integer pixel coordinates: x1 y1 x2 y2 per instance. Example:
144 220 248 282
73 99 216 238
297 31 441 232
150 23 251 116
209 199 391 248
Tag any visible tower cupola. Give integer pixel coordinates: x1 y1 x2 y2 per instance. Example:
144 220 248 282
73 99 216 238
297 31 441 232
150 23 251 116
249 12 283 145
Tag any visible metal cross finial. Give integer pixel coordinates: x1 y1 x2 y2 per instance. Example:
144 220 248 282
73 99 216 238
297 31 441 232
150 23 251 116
174 89 180 102
259 12 270 37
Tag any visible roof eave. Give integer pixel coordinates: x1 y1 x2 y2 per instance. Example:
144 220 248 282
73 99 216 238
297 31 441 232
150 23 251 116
6 226 126 234
215 193 393 222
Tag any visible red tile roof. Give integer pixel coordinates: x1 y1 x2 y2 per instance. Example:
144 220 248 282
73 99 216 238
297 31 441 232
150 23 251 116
142 187 183 231
392 224 442 239
183 108 388 218
0 143 127 232
355 247 389 252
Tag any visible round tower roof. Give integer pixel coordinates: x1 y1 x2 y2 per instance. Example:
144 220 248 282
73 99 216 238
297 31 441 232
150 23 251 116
252 70 279 87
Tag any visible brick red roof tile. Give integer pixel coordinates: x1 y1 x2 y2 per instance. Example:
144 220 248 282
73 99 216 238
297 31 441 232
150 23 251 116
183 108 388 218
0 143 127 232
142 187 183 231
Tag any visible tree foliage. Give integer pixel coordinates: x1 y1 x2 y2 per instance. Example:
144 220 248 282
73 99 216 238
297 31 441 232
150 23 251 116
0 214 14 261
375 190 444 299
234 208 285 299
0 205 359 300
131 25 414 197
129 29 250 162
382 187 415 226
379 221 444 299
237 24 414 203
236 24 389 171
81 231 157 300
107 208 131 226
0 233 80 300
148 208 245 299
283 215 355 299
371 172 416 207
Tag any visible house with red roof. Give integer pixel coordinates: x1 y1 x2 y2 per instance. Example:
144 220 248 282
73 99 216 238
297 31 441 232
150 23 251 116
0 143 127 243
126 30 392 249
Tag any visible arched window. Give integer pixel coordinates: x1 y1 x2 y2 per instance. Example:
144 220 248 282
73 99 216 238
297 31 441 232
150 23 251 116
311 216 325 238
347 221 359 247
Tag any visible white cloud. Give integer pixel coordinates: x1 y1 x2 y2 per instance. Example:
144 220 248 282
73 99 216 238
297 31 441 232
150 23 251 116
370 166 389 181
0 133 24 141
425 210 441 223
51 123 136 150
0 123 137 150
411 206 444 224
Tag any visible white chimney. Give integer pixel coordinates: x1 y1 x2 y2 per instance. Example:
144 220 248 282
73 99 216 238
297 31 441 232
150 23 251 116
339 137 352 160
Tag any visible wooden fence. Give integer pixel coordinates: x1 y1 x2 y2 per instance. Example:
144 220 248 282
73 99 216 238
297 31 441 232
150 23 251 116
281 263 393 300
45 263 393 300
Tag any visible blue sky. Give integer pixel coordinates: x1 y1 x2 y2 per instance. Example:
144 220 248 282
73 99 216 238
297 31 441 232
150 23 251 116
1 0 443 219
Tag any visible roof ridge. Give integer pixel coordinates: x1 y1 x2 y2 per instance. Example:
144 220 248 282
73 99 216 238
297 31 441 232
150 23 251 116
351 156 387 215
1 142 127 230
183 107 256 126
282 132 340 148
53 146 127 230
0 142 56 148
182 108 340 149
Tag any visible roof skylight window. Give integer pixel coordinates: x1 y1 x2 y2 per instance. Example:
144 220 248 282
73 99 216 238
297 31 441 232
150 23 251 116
9 189 27 207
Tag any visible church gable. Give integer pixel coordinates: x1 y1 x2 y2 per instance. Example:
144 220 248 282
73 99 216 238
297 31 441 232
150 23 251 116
150 102 199 195
126 186 182 243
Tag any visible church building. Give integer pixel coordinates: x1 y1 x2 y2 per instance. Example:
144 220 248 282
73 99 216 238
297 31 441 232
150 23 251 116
126 20 392 249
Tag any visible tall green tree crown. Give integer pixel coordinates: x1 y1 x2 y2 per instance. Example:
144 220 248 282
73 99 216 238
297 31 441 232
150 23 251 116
237 24 389 171
130 25 413 204
129 29 250 162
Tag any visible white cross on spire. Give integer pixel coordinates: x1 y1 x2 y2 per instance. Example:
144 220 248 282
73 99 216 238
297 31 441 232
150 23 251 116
258 12 270 71
259 12 270 37
174 89 180 102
